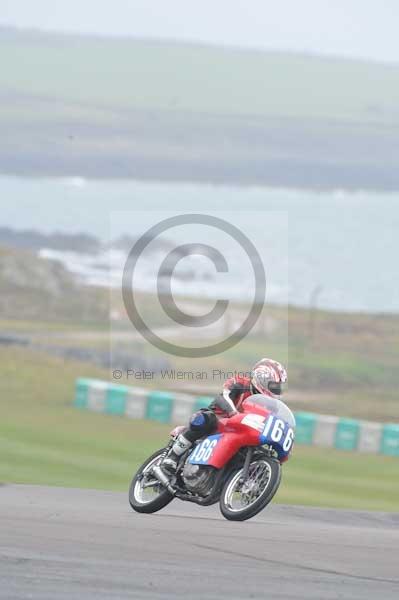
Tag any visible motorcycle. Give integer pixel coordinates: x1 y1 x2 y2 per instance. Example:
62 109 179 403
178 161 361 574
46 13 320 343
129 394 295 521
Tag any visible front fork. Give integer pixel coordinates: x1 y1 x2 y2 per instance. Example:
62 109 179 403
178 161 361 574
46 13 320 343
239 447 254 484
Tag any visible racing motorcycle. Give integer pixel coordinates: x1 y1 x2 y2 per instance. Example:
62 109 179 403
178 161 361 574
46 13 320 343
129 394 295 521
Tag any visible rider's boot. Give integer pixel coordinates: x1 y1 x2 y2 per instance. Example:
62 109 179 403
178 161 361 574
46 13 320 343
162 434 192 474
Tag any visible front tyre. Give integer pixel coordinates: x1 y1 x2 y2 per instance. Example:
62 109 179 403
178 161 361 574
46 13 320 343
220 457 281 521
129 448 174 514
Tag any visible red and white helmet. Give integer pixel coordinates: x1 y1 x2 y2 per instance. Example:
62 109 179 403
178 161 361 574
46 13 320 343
251 358 287 399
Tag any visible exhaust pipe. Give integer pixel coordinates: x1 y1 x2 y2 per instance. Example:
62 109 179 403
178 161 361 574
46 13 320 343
152 465 176 495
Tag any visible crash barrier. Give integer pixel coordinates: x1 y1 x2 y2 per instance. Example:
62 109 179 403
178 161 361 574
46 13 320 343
74 378 399 457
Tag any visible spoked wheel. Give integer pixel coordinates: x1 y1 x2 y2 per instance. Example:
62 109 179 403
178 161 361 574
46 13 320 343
129 448 174 514
220 457 281 521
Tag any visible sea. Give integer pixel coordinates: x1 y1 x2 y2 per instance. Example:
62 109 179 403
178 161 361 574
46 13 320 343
2 175 398 313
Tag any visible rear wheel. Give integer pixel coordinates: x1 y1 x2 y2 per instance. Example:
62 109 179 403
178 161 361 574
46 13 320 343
220 457 281 521
129 448 174 514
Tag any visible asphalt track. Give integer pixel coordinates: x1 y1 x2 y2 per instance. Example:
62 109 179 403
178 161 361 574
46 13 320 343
0 484 398 600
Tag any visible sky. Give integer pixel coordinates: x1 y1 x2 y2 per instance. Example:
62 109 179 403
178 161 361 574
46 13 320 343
1 0 399 64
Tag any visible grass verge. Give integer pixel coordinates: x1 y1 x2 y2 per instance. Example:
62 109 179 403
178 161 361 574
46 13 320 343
1 346 398 511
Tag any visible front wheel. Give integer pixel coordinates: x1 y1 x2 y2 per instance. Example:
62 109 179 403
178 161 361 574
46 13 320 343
220 457 281 521
129 448 174 514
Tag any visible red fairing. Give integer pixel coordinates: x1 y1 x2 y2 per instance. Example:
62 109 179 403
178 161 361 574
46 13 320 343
207 410 269 469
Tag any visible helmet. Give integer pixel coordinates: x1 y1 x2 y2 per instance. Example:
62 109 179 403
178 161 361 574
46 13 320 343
250 358 287 399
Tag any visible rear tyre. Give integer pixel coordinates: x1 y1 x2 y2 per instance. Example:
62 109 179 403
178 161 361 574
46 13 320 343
129 448 174 514
220 457 281 522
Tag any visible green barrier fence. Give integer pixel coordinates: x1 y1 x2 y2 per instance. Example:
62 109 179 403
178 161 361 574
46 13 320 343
74 378 90 409
380 424 399 457
294 412 316 445
335 418 360 451
105 384 128 415
73 379 399 456
146 391 174 423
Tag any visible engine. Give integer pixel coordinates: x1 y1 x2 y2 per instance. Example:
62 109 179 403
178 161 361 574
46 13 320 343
181 464 216 496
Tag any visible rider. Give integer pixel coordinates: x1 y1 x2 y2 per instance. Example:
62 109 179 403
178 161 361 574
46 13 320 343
161 358 287 474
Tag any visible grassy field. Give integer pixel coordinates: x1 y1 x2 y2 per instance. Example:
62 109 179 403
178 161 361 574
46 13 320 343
108 298 399 421
1 27 399 188
1 28 399 123
1 346 398 512
1 31 398 122
2 289 399 421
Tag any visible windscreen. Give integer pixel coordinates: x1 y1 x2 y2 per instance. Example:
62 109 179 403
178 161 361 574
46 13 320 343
244 394 296 429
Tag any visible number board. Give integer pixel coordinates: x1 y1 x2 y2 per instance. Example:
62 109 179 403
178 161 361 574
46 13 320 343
260 415 295 457
188 434 222 465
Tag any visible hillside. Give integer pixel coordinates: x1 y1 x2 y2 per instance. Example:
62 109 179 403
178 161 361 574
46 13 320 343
2 28 399 121
0 245 107 323
1 27 399 188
